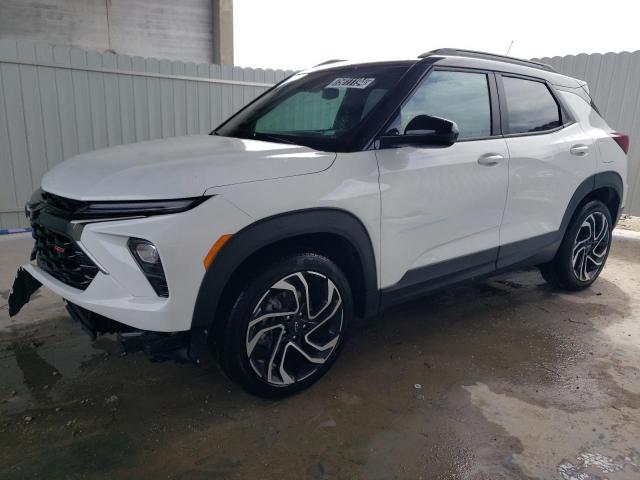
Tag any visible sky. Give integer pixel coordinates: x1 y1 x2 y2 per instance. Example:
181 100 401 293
234 0 640 71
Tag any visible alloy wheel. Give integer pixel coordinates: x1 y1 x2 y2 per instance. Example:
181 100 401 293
245 271 344 386
572 212 610 282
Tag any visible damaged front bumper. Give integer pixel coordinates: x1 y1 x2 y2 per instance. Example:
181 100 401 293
65 302 192 362
8 267 192 363
8 266 42 317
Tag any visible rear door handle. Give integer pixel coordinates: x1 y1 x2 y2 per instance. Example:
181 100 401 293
570 144 589 156
477 153 504 166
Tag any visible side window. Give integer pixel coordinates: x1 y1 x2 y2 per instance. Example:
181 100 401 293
502 76 562 134
395 70 492 140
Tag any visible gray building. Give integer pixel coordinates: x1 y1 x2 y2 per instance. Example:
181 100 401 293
0 0 234 65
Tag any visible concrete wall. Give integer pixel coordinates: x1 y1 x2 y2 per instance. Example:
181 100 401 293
212 0 234 66
534 52 640 217
0 39 292 229
0 0 233 65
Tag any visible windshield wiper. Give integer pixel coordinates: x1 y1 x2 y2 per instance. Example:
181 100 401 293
236 131 299 146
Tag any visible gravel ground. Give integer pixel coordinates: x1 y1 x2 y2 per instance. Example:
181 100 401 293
1 224 639 479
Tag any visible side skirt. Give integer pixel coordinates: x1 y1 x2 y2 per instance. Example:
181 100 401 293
379 231 560 310
380 248 498 309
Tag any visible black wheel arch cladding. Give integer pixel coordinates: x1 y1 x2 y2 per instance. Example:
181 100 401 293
562 171 623 233
189 208 379 366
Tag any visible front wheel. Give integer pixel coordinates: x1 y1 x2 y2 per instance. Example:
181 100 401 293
540 200 613 291
219 252 352 397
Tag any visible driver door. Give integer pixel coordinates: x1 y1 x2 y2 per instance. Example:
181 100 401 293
376 69 509 295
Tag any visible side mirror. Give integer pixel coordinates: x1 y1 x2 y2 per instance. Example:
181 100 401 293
379 115 459 148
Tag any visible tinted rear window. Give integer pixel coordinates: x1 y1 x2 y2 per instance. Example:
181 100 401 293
502 76 561 134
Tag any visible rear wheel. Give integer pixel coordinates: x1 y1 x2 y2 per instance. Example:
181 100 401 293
219 252 352 397
540 200 612 291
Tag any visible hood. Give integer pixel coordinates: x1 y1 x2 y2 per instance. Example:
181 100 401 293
41 135 336 201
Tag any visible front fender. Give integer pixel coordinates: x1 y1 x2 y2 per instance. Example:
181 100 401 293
188 208 379 366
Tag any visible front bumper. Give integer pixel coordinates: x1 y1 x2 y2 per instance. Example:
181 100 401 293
8 266 42 317
11 194 254 332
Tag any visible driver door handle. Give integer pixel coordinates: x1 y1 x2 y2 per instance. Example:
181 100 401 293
477 153 504 166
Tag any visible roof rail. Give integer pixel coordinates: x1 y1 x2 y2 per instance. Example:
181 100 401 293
418 48 556 73
313 59 347 67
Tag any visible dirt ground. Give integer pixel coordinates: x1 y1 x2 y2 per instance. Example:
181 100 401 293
1 220 639 480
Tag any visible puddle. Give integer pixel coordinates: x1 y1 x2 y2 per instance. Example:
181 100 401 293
465 382 640 479
12 343 62 404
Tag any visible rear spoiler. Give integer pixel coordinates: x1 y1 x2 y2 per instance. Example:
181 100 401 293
574 79 602 115
576 79 589 95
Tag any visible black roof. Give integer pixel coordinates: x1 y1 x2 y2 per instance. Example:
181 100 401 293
419 48 557 73
310 49 578 89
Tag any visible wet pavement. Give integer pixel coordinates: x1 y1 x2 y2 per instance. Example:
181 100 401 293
1 223 639 479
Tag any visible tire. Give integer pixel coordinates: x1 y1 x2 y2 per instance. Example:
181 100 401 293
219 252 352 397
540 200 613 291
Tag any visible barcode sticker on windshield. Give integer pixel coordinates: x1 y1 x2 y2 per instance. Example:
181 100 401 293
325 78 375 89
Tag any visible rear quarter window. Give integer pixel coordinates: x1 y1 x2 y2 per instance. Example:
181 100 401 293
557 90 611 131
502 76 562 134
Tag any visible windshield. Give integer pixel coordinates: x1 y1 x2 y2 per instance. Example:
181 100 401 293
214 64 410 151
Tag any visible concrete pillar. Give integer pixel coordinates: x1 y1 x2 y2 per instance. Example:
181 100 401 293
212 0 234 65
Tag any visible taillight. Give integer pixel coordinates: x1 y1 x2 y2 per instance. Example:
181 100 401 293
611 132 630 155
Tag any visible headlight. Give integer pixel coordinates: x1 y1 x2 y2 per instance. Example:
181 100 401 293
128 238 168 297
82 197 209 218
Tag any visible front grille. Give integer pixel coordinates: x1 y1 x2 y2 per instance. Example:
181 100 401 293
32 223 100 290
40 191 87 219
28 190 179 295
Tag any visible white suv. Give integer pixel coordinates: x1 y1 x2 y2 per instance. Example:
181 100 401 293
9 49 628 397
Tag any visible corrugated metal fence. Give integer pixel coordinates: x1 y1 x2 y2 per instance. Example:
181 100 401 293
0 39 293 229
1 42 639 229
535 52 640 216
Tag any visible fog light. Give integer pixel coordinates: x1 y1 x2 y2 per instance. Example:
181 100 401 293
128 238 168 297
134 242 159 264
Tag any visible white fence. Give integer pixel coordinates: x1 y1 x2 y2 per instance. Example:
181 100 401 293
1 42 639 229
535 52 640 216
0 39 293 229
